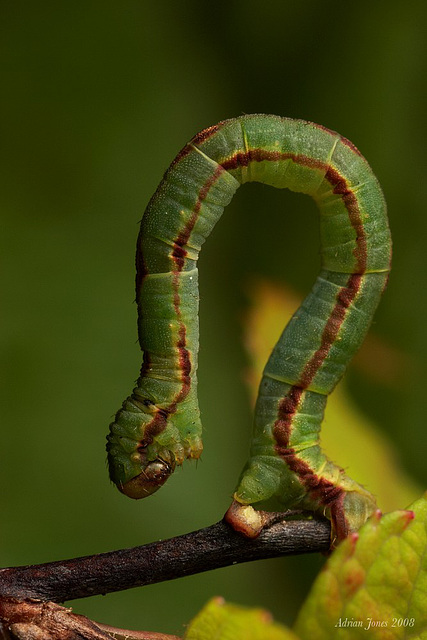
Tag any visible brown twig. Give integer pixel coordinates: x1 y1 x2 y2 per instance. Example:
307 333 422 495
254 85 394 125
0 600 181 639
0 513 330 604
0 513 331 638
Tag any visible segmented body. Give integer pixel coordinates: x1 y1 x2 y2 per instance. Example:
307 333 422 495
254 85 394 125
107 114 391 541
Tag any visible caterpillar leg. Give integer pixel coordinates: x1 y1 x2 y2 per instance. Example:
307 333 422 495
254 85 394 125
224 461 378 544
224 500 266 539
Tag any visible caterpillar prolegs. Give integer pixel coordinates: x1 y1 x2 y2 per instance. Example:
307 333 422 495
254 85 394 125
106 115 391 542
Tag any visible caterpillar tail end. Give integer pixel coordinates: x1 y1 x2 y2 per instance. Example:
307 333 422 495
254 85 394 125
118 459 176 500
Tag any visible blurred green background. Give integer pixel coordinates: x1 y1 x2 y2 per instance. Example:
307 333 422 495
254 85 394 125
1 1 427 636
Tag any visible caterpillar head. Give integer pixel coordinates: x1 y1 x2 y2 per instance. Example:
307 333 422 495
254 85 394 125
119 458 175 499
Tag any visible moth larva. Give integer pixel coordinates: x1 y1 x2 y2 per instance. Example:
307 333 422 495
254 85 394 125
106 115 391 541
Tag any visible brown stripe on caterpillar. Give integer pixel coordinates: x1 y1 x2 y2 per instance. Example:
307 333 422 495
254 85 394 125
273 274 363 452
138 298 192 447
274 415 349 538
130 162 221 453
272 274 364 537
273 386 304 442
171 164 226 269
140 146 365 295
221 149 366 273
276 443 345 506
221 149 326 172
165 165 229 396
324 168 367 272
144 166 229 437
135 126 226 292
298 274 363 389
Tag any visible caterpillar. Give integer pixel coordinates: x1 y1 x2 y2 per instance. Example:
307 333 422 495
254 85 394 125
106 114 391 542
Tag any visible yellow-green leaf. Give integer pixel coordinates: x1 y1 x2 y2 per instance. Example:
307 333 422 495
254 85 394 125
294 493 427 639
184 597 299 640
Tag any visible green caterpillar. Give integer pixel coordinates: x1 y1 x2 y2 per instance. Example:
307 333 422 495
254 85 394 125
107 114 391 542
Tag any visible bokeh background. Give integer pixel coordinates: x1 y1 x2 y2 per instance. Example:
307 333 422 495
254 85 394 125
1 1 427 635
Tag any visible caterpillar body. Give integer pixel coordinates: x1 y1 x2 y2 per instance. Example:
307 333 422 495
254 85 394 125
106 114 391 542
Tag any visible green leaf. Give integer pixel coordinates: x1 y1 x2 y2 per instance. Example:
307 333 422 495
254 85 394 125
184 597 299 640
294 493 427 639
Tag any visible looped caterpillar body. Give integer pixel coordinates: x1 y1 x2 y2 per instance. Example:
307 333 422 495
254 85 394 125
106 114 391 542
